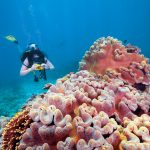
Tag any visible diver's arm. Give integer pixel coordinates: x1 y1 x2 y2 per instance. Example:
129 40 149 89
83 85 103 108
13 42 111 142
43 58 54 69
20 58 36 76
20 66 32 76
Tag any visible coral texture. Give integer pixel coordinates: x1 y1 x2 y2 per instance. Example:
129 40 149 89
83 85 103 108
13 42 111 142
0 116 10 149
0 116 10 135
1 36 150 150
2 108 32 150
79 36 150 86
119 114 150 150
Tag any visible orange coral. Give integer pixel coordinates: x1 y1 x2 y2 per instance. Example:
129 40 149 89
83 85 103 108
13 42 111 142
2 108 32 150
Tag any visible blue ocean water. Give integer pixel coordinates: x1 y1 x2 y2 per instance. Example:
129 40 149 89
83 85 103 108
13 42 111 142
0 0 150 117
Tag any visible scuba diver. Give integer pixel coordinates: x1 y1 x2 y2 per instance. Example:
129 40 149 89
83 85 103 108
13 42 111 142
20 43 54 82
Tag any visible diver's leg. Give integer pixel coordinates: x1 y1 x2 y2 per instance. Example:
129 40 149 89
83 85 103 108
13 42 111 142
43 69 47 80
34 75 39 82
39 70 43 79
39 70 47 80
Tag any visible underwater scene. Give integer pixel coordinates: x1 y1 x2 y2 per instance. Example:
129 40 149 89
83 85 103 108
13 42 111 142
0 0 150 149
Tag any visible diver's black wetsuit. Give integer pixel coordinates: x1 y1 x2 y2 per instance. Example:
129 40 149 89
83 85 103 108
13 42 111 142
21 50 47 82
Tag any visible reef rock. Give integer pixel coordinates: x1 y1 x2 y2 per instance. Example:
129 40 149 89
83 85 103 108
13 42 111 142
1 36 150 150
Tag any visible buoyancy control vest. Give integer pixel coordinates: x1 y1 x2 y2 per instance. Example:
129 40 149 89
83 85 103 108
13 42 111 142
21 50 46 68
21 50 47 81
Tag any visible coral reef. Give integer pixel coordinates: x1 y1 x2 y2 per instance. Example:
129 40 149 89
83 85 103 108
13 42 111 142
2 108 32 150
1 36 150 150
0 116 10 135
0 116 10 149
79 36 150 86
119 114 150 150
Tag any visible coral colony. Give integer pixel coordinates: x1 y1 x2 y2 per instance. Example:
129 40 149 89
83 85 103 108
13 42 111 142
1 37 150 150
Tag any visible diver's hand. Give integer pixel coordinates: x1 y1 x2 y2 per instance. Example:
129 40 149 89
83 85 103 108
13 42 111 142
41 63 47 68
41 63 54 69
41 63 55 70
50 66 55 70
30 64 37 71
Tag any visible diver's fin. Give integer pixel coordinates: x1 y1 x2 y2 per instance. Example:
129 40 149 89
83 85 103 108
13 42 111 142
4 35 19 44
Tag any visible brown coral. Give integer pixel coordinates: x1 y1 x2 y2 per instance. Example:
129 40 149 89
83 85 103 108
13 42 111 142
2 108 32 150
